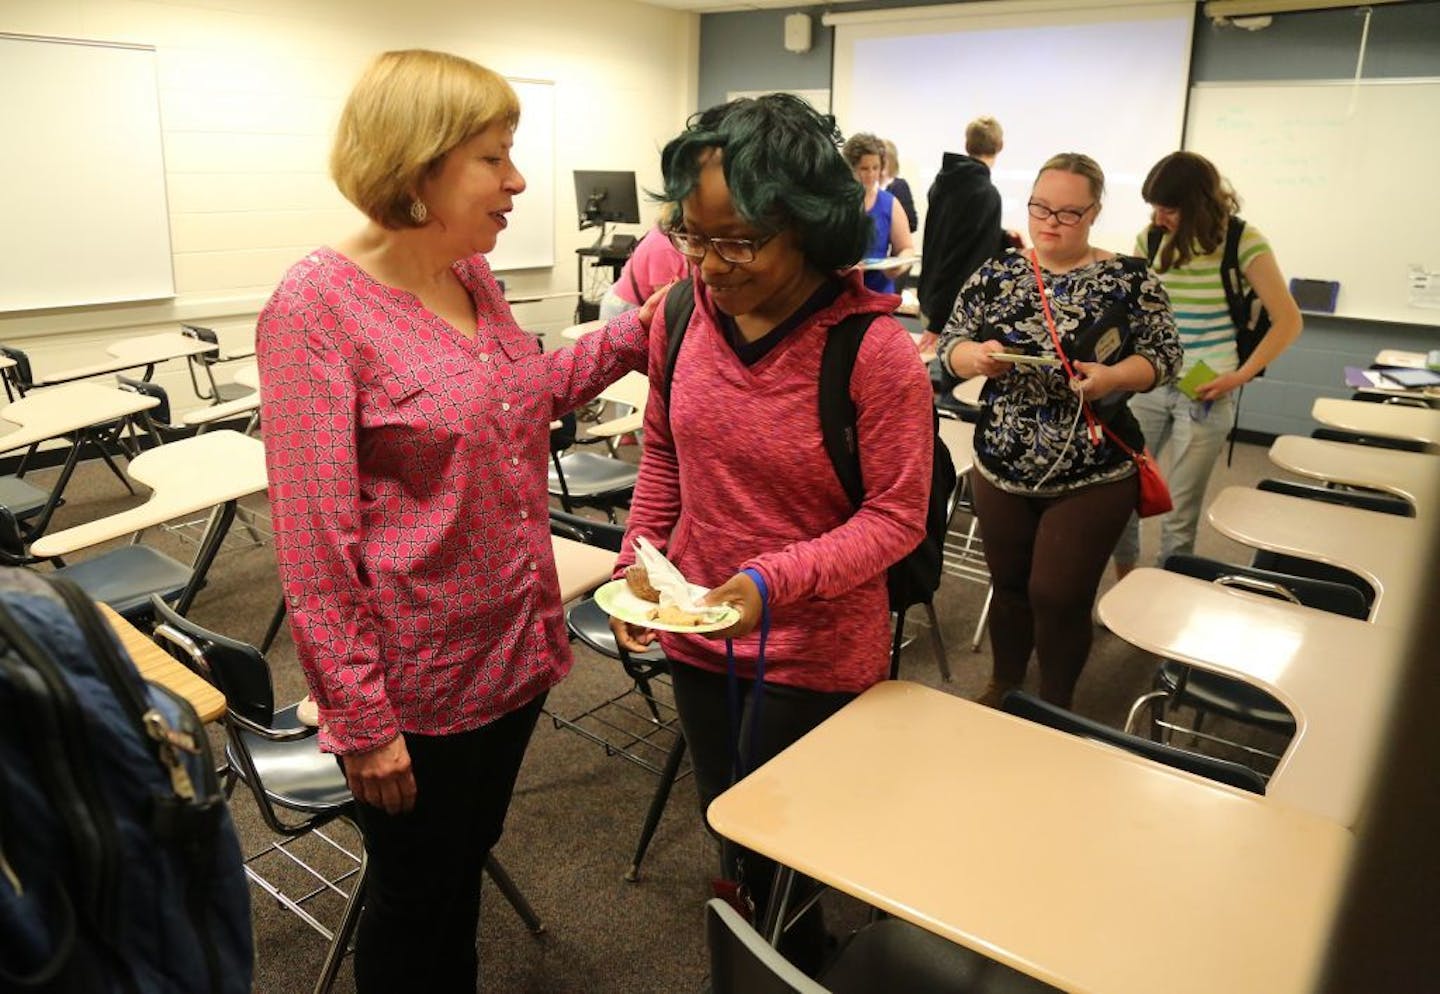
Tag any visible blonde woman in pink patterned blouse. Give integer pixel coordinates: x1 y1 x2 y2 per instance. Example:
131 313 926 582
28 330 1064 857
256 50 649 993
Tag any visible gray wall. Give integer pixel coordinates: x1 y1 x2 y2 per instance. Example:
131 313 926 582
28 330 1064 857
697 1 1440 437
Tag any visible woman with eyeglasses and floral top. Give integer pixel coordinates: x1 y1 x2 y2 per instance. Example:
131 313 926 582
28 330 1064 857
609 94 933 974
938 153 1181 709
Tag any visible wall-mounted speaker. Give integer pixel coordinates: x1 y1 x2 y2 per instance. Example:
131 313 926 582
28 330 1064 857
784 12 813 54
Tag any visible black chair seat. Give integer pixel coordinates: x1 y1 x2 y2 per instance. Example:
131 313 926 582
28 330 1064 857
1249 551 1375 611
1311 426 1425 453
1257 478 1413 517
1164 551 1371 617
547 451 638 498
59 545 191 620
566 597 665 665
706 899 1060 994
934 391 980 424
1156 662 1294 733
826 917 1057 994
0 475 50 520
1002 690 1268 795
236 731 353 813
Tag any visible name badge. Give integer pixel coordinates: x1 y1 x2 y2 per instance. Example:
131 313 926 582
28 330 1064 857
1094 326 1122 364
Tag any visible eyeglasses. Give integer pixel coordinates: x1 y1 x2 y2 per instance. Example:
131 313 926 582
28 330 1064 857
667 229 777 265
1026 201 1096 227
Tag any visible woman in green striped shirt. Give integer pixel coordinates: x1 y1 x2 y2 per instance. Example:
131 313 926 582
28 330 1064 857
1113 152 1302 576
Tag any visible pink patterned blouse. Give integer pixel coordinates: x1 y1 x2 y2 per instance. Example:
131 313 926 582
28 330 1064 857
257 247 647 754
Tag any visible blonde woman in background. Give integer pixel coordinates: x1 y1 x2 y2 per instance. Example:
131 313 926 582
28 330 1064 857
881 138 918 233
842 131 914 295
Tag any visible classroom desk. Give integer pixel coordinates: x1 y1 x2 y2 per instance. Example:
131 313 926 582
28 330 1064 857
31 429 267 557
31 431 268 615
97 601 225 722
0 382 159 536
1099 568 1406 829
552 535 617 603
38 332 218 387
0 382 158 456
1312 397 1440 451
560 318 606 342
952 375 985 406
707 680 1351 994
1269 435 1440 516
937 417 975 477
1374 349 1427 368
232 361 260 392
183 361 260 431
586 370 649 440
1206 486 1423 628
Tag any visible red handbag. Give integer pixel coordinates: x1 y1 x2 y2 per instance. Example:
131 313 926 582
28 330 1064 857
1096 425 1173 518
1028 251 1173 517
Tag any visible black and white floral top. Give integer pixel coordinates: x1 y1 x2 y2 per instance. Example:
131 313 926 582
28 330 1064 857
938 250 1181 496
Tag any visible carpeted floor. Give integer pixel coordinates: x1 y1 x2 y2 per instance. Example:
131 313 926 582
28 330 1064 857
25 430 1284 994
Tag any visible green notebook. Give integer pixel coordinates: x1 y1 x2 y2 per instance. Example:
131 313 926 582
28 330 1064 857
1176 360 1219 401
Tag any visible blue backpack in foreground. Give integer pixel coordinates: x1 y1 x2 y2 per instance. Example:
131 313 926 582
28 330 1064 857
662 277 957 613
0 569 252 994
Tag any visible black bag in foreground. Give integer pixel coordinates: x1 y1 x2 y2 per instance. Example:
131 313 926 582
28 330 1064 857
0 569 252 994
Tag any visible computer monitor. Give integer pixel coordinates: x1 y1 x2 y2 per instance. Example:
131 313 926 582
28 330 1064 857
574 170 640 230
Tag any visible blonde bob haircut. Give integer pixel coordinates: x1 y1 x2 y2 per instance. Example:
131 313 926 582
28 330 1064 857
331 50 520 230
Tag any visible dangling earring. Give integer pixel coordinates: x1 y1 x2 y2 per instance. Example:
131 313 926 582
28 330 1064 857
409 199 428 225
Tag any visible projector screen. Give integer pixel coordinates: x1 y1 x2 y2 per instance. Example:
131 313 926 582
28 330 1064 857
830 1 1194 259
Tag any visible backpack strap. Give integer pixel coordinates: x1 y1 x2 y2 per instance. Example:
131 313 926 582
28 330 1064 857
1220 217 1249 332
662 282 878 512
818 312 883 511
661 276 697 412
1145 225 1163 265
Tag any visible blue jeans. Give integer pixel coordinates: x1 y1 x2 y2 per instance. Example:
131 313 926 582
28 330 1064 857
1112 385 1237 567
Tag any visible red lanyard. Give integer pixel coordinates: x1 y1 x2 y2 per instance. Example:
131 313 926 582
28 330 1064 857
1027 250 1101 447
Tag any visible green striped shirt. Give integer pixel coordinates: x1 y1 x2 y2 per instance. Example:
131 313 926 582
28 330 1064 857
1133 222 1271 376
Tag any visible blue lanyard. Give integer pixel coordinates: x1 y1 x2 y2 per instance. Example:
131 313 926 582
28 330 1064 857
725 567 770 784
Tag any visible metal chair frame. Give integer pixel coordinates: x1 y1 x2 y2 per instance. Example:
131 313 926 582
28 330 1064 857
153 605 543 993
548 508 691 880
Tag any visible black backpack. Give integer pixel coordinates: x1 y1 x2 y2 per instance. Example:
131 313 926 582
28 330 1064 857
661 278 957 613
1147 217 1272 376
0 569 252 994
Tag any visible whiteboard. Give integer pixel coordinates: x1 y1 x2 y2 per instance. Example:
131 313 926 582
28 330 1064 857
0 34 174 312
830 2 1194 256
486 78 555 273
1185 80 1440 328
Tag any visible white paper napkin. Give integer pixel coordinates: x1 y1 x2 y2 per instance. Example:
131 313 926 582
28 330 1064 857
633 535 710 615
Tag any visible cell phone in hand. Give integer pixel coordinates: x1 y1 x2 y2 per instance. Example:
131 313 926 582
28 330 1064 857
993 350 1062 367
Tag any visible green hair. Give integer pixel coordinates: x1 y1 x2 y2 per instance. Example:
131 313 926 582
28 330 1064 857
657 94 870 272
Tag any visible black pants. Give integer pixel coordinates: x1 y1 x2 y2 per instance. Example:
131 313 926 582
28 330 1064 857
348 693 545 994
971 471 1138 707
670 663 856 976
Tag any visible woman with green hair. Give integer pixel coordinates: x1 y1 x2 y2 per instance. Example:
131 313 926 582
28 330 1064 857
609 94 933 972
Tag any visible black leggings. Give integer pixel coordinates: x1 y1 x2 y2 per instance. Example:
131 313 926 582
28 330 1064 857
670 663 856 976
348 694 545 994
971 471 1138 707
